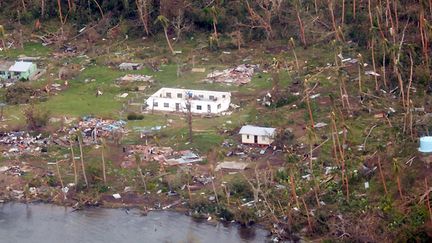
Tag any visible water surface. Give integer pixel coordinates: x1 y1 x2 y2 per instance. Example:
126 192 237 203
0 203 269 243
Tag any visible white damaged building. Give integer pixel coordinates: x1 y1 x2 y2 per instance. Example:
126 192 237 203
145 88 231 114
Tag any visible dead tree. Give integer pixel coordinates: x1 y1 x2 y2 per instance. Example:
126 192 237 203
136 0 151 36
172 8 191 41
244 0 282 40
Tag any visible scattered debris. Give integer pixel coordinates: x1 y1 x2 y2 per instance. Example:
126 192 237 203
204 64 259 85
117 74 154 84
0 132 49 156
112 193 122 199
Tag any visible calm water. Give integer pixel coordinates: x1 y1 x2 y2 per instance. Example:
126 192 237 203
0 203 269 243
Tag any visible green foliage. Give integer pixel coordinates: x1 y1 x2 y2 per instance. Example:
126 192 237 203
127 112 144 120
5 83 37 105
23 105 50 130
228 178 253 200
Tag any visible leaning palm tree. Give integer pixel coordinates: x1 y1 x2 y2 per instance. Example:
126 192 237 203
155 15 174 54
76 130 89 188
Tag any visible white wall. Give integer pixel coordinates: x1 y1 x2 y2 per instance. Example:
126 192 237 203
241 134 274 145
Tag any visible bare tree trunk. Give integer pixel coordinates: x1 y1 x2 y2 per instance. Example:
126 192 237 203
425 178 432 222
396 175 403 198
295 2 307 47
70 140 78 188
377 156 388 194
353 0 356 19
101 140 107 184
77 132 89 188
371 38 379 90
328 0 341 41
342 0 345 25
136 0 150 35
187 100 193 143
92 0 104 17
21 0 27 13
41 0 45 18
135 155 147 192
289 173 300 209
301 197 313 232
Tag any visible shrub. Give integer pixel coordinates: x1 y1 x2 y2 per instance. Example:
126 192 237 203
127 112 144 120
5 83 37 105
23 105 50 130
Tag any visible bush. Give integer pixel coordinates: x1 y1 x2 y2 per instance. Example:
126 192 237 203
127 112 144 120
5 83 37 105
23 105 50 130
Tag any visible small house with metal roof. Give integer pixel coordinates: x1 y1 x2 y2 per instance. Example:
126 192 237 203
239 125 276 145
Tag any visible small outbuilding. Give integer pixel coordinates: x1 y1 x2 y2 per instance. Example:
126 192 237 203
9 61 37 80
239 125 276 145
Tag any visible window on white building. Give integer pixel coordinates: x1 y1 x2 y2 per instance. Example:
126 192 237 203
154 102 158 107
164 103 169 108
166 92 171 98
197 105 202 110
217 104 221 109
209 95 214 100
177 93 182 98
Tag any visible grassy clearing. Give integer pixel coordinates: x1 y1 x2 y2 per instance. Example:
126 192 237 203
0 42 52 58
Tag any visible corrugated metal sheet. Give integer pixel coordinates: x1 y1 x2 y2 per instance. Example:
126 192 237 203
9 61 33 72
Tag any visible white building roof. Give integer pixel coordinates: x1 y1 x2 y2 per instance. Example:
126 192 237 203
9 61 33 72
239 125 276 136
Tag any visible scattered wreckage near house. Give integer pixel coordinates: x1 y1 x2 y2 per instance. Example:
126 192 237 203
239 125 276 145
54 117 128 146
145 88 231 115
204 64 259 86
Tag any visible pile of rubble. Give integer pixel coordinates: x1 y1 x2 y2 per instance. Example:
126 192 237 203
0 165 28 176
121 145 202 168
62 117 127 144
117 74 154 84
0 132 50 156
204 64 259 85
